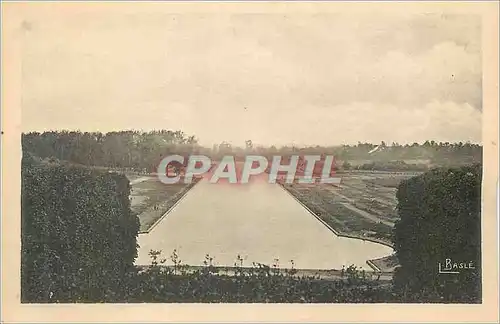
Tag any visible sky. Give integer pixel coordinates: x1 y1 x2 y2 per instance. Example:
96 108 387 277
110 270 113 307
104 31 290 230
20 6 482 146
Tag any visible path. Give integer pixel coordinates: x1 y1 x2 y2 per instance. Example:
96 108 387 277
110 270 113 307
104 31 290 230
340 203 395 227
130 176 154 185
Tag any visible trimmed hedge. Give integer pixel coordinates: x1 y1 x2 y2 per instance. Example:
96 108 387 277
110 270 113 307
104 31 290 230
21 155 140 302
393 164 482 303
116 264 396 303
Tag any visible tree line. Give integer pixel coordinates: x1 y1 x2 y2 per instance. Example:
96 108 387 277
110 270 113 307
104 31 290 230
22 130 199 172
23 131 481 171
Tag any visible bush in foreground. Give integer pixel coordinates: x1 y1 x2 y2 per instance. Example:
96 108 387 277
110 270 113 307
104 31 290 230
393 164 482 303
21 156 140 302
94 252 396 303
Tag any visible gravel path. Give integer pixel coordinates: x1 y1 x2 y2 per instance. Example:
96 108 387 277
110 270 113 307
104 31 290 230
129 176 154 185
340 203 395 227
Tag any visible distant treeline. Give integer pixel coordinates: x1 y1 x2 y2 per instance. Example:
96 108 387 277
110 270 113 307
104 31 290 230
22 130 198 172
22 131 481 172
344 160 430 172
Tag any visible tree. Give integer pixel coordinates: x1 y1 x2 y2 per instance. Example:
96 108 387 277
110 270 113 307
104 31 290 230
393 164 482 302
245 140 253 151
186 135 198 145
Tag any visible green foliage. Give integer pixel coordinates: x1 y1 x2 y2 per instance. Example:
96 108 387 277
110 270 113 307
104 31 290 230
355 160 430 171
342 161 352 170
22 130 199 172
21 156 140 302
393 164 482 303
111 251 396 303
22 132 481 171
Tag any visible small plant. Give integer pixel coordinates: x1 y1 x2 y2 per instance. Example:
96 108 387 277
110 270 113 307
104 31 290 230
272 258 281 275
252 262 271 277
149 249 166 267
170 249 182 275
203 253 217 275
203 253 214 267
236 254 244 267
283 259 297 276
234 254 245 276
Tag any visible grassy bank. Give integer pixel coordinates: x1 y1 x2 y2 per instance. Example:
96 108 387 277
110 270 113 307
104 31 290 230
130 176 201 233
281 183 395 246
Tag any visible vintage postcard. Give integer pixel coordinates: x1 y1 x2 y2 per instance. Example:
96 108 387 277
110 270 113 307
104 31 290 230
1 1 499 323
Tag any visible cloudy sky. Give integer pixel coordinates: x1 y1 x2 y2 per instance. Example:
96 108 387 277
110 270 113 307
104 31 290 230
20 6 482 146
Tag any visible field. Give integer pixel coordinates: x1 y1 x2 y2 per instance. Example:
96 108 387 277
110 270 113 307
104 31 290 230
346 159 432 166
129 176 201 232
281 172 420 244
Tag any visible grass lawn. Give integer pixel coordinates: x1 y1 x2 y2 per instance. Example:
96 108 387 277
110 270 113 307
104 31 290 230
130 177 200 232
282 176 396 246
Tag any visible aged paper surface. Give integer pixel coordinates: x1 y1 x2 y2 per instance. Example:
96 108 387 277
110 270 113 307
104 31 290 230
1 1 498 322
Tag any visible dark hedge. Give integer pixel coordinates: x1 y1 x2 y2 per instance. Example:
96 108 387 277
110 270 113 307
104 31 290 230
393 164 482 303
21 156 140 302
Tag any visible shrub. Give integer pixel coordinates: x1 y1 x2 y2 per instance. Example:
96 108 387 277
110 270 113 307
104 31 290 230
112 251 396 303
355 161 429 172
21 156 140 302
393 164 482 303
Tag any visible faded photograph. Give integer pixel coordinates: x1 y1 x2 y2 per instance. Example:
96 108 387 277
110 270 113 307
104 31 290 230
18 4 483 304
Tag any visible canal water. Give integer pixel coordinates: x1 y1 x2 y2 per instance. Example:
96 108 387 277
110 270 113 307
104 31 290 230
135 176 393 270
